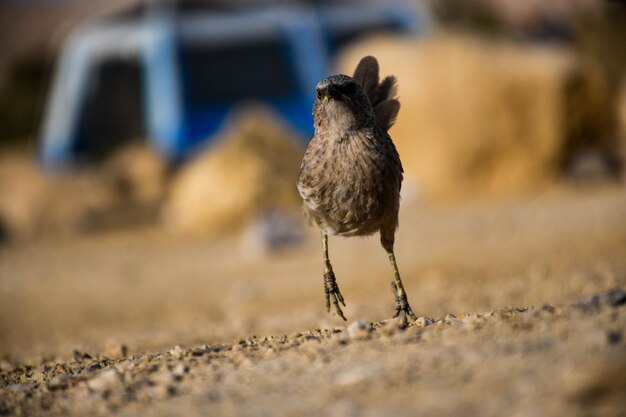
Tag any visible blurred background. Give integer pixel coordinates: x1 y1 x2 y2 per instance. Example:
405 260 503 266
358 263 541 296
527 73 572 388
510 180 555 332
0 0 625 363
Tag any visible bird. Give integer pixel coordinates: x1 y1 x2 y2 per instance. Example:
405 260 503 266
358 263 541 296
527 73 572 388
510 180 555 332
297 56 417 325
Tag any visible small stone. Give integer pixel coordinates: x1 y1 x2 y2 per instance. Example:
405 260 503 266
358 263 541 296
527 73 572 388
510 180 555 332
442 313 464 327
607 331 622 345
380 319 403 336
87 369 122 392
335 365 380 386
87 362 102 372
259 346 273 358
73 350 92 361
415 317 435 327
234 356 255 367
114 361 134 373
574 289 626 312
461 314 483 330
31 369 46 384
241 209 305 255
346 320 372 340
172 363 187 378
151 369 174 386
146 383 175 399
191 344 230 356
48 374 71 390
169 345 185 359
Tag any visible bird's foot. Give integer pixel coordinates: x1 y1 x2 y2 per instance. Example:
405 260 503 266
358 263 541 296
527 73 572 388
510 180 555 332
392 283 417 327
324 271 347 321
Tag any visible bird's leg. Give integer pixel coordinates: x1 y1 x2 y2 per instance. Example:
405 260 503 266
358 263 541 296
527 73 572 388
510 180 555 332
387 250 417 326
321 232 347 321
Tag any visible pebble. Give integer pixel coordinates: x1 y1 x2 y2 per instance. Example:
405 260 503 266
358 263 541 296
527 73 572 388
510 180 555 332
241 209 305 255
347 320 372 340
380 319 403 336
150 370 174 386
171 363 187 378
461 314 484 330
574 289 626 312
335 365 380 386
31 369 46 384
87 362 102 372
146 384 175 399
606 330 622 345
169 345 185 359
5 288 624 417
87 369 122 392
48 374 71 391
415 317 435 327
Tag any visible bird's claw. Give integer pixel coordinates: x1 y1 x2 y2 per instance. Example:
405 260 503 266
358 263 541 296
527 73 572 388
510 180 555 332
324 271 347 321
392 283 417 327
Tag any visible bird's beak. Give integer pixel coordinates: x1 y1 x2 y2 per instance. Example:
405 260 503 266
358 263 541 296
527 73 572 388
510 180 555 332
322 95 330 103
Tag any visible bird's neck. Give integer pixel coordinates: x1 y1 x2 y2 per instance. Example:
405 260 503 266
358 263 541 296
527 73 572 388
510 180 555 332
314 115 374 143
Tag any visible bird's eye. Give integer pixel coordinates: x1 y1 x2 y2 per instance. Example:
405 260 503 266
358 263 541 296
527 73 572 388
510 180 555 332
344 83 357 96
316 89 323 100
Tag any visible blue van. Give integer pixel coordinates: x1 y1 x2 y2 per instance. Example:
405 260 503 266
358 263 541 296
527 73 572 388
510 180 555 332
40 1 427 168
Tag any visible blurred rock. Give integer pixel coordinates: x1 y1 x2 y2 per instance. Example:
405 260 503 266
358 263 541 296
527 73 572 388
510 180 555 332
163 108 305 236
0 144 168 242
0 153 48 241
240 209 305 256
340 33 614 201
334 364 381 386
347 320 373 340
171 363 187 379
168 345 185 359
379 319 403 336
573 289 626 312
86 369 122 392
415 317 435 328
428 0 602 39
0 154 108 240
104 143 167 204
31 369 45 384
72 144 166 233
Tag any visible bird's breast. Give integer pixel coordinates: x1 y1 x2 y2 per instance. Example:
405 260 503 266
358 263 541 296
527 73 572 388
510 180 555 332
298 129 401 236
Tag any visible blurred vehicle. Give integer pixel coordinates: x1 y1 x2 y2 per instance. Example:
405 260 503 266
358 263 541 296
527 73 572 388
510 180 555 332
39 0 427 168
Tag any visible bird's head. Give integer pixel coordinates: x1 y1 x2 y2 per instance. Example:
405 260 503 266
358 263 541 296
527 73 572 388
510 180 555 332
312 74 374 135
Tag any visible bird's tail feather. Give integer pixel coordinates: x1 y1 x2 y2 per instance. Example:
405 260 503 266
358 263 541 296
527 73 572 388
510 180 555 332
352 56 400 132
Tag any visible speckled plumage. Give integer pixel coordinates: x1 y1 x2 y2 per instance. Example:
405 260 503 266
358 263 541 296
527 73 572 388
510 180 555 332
297 56 416 323
298 116 403 245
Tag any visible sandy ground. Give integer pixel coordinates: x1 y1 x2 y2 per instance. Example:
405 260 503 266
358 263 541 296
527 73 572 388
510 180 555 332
1 186 625 416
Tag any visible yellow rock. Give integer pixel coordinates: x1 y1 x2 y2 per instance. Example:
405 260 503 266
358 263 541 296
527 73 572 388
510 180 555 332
339 33 612 201
163 107 305 236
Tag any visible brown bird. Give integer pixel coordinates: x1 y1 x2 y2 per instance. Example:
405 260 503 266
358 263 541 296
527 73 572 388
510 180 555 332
297 56 417 324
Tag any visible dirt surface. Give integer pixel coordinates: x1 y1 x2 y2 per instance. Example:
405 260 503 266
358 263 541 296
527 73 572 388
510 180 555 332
1 186 626 416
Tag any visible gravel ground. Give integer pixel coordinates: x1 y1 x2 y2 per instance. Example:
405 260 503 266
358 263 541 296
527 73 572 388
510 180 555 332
1 187 625 416
1 291 625 417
